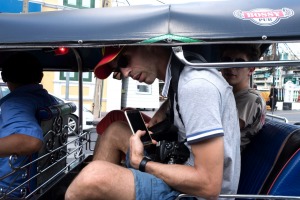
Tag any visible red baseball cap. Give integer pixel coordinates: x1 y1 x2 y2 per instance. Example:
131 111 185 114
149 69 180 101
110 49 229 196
94 47 123 79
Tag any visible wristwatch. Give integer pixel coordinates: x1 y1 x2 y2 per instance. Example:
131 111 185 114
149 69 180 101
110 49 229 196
139 156 151 172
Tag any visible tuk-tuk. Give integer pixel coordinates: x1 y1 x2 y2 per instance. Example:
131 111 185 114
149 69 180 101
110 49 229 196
0 0 300 199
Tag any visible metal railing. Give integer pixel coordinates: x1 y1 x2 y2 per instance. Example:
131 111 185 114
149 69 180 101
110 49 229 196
0 124 90 199
266 113 289 123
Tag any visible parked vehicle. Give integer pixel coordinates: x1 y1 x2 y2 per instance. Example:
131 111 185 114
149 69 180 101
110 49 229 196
70 102 94 132
51 95 94 134
0 0 300 199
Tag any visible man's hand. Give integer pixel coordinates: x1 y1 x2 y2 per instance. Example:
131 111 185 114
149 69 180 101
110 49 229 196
129 130 146 169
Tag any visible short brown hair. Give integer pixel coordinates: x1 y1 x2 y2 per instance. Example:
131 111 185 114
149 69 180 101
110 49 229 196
220 44 261 61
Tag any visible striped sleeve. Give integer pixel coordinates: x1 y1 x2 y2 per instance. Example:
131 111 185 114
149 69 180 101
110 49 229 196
187 128 224 144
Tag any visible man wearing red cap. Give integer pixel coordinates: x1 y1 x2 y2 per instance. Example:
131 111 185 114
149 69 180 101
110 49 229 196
93 46 165 156
65 46 240 200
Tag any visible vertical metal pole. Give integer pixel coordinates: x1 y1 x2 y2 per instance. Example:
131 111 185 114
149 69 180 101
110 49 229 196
71 49 83 134
271 43 277 85
71 48 84 161
22 0 29 13
65 72 70 100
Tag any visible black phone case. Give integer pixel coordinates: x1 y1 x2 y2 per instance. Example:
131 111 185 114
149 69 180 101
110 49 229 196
149 119 178 142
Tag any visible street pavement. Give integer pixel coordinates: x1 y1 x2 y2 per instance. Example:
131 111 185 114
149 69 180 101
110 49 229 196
266 109 300 124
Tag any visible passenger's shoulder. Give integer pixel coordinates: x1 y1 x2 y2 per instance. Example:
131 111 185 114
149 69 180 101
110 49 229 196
247 89 265 99
236 89 265 104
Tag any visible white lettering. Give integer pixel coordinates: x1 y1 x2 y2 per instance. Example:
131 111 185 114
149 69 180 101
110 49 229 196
244 11 283 19
272 11 281 17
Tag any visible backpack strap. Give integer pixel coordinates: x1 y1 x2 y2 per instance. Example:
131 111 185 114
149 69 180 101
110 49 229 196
169 55 185 125
168 51 207 126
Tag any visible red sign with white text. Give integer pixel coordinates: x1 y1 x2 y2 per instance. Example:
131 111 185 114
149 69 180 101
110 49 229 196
234 8 294 26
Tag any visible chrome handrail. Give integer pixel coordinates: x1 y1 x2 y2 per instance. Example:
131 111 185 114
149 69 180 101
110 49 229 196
266 113 289 123
172 46 300 69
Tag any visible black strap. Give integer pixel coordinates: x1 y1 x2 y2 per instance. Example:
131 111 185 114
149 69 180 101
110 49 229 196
169 55 185 126
168 51 207 127
139 156 151 172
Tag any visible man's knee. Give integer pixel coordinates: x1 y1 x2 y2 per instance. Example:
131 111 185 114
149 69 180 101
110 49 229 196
66 161 114 199
81 161 113 185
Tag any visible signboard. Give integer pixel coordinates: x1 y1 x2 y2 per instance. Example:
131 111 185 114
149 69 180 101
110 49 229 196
284 77 296 84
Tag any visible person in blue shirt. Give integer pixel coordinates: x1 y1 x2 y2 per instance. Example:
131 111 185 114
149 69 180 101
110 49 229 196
0 52 58 198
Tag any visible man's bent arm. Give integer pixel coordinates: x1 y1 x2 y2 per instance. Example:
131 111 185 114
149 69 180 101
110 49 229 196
131 134 224 199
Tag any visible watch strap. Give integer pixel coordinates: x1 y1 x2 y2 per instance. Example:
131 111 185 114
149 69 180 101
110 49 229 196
139 157 151 172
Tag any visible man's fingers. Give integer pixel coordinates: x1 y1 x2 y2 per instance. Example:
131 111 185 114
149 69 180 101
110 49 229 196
135 130 146 137
151 139 158 145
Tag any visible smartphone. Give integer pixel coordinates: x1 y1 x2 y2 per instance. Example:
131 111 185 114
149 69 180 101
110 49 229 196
124 110 153 146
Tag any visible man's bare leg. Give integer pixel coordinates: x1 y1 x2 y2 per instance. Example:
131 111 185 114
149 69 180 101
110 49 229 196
65 160 135 200
93 121 131 163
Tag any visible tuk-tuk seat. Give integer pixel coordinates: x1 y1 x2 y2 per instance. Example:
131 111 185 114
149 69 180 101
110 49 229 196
36 102 76 190
0 102 76 199
267 148 300 195
238 119 300 196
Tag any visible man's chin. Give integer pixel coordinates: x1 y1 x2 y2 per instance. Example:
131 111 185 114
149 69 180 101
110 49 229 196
226 80 237 86
144 80 153 84
143 78 155 85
